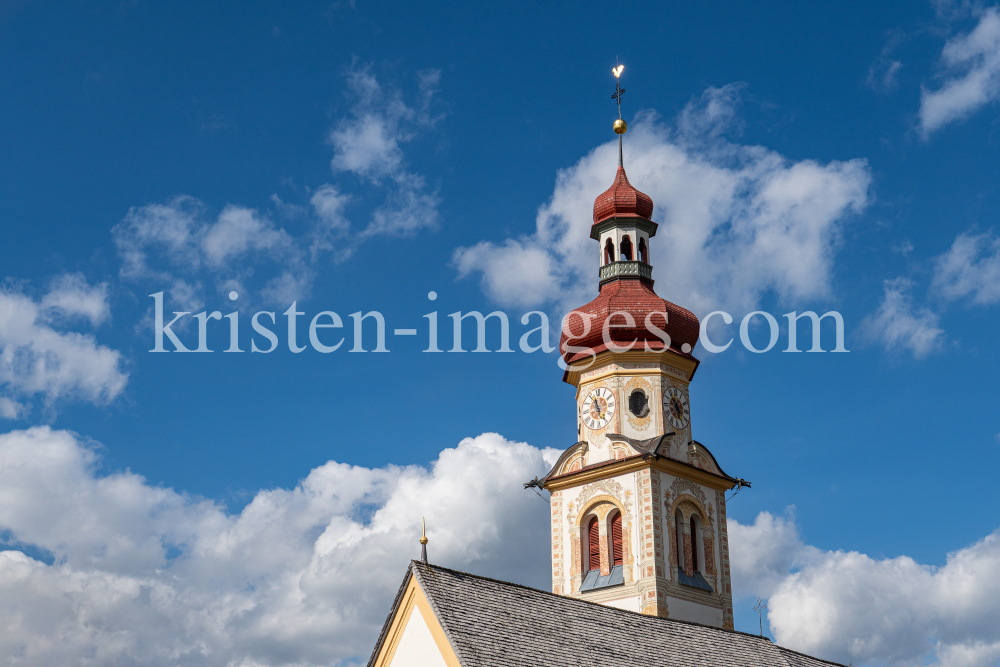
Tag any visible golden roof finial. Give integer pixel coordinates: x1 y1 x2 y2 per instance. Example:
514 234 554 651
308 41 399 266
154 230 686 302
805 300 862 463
420 517 428 563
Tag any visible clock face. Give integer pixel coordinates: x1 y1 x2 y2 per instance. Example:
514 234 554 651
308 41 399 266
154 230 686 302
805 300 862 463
663 387 690 430
582 387 616 430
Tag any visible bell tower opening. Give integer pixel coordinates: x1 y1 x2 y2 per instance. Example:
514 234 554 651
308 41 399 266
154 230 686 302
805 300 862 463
620 235 633 261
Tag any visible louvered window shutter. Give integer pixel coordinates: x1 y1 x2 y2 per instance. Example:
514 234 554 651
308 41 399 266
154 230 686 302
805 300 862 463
690 516 699 572
611 513 623 565
588 517 600 571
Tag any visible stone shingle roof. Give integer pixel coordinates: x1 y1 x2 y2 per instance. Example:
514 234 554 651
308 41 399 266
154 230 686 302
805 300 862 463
369 561 844 667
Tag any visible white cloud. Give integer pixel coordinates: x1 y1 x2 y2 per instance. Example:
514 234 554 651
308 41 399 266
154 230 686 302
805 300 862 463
729 511 1000 667
364 173 440 237
328 65 442 237
860 278 945 358
0 397 24 419
113 195 205 280
40 273 111 327
4 428 1000 666
330 112 404 178
201 205 293 267
114 197 308 308
453 86 871 317
309 184 352 260
259 270 316 306
114 67 442 307
919 7 1000 137
932 230 1000 305
0 427 557 666
0 280 126 416
727 508 816 601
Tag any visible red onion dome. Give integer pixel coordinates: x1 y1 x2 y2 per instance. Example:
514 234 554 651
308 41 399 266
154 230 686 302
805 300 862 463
560 279 699 365
593 166 654 224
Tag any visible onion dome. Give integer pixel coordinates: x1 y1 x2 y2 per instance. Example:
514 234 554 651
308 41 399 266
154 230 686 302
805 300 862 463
592 166 654 225
560 279 700 365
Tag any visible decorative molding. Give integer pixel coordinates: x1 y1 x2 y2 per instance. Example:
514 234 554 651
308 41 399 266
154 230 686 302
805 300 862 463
716 489 735 630
669 478 709 514
550 491 564 594
624 376 654 432
578 478 628 512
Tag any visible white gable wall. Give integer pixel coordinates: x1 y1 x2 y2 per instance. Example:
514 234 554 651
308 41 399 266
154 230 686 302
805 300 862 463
388 605 449 667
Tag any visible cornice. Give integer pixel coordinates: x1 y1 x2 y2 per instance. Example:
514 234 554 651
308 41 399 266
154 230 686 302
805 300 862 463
564 349 699 388
543 453 737 493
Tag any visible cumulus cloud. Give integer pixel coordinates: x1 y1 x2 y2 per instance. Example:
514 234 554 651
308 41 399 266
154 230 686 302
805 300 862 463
453 86 871 318
859 278 945 358
920 7 1000 137
729 511 1000 667
0 427 557 666
4 428 1000 666
728 508 815 601
0 280 126 418
932 230 1000 305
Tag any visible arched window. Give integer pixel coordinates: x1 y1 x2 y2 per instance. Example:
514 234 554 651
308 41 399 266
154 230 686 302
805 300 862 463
620 235 633 261
690 516 700 572
638 237 647 263
587 516 601 572
604 238 615 265
610 512 623 566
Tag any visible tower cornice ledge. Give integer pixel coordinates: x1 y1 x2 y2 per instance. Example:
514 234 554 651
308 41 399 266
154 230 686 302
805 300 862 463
542 453 739 493
563 349 700 387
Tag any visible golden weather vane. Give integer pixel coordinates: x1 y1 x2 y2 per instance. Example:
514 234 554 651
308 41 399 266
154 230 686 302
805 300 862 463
612 64 626 129
612 63 627 166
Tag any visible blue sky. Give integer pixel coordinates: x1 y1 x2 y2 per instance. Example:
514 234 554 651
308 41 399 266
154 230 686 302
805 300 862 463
2 1 1000 665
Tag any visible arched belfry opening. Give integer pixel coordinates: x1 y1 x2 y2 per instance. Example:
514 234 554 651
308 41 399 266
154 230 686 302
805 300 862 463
638 237 647 263
620 235 633 261
604 238 615 265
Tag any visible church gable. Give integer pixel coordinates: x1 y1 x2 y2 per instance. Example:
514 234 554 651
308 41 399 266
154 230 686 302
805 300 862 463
368 572 460 667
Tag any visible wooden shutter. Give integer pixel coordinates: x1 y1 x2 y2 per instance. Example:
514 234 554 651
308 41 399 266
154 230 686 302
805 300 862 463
690 516 699 572
588 517 600 571
611 513 623 566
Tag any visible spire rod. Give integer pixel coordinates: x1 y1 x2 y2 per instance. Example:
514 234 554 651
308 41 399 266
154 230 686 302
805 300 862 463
611 63 627 165
420 517 428 563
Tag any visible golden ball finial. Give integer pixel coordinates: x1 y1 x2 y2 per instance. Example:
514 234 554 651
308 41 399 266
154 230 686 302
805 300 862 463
613 118 627 134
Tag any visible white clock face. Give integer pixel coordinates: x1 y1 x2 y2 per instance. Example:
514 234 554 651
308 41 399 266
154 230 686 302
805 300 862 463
582 387 616 430
663 387 690 430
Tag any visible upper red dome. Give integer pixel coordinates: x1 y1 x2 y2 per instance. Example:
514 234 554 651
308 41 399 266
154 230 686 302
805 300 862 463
592 166 654 224
560 279 700 365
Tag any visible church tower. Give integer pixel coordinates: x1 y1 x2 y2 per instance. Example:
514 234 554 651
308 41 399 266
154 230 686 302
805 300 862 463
539 68 745 629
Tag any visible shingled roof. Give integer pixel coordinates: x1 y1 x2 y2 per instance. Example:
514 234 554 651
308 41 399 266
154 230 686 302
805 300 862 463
369 561 843 667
